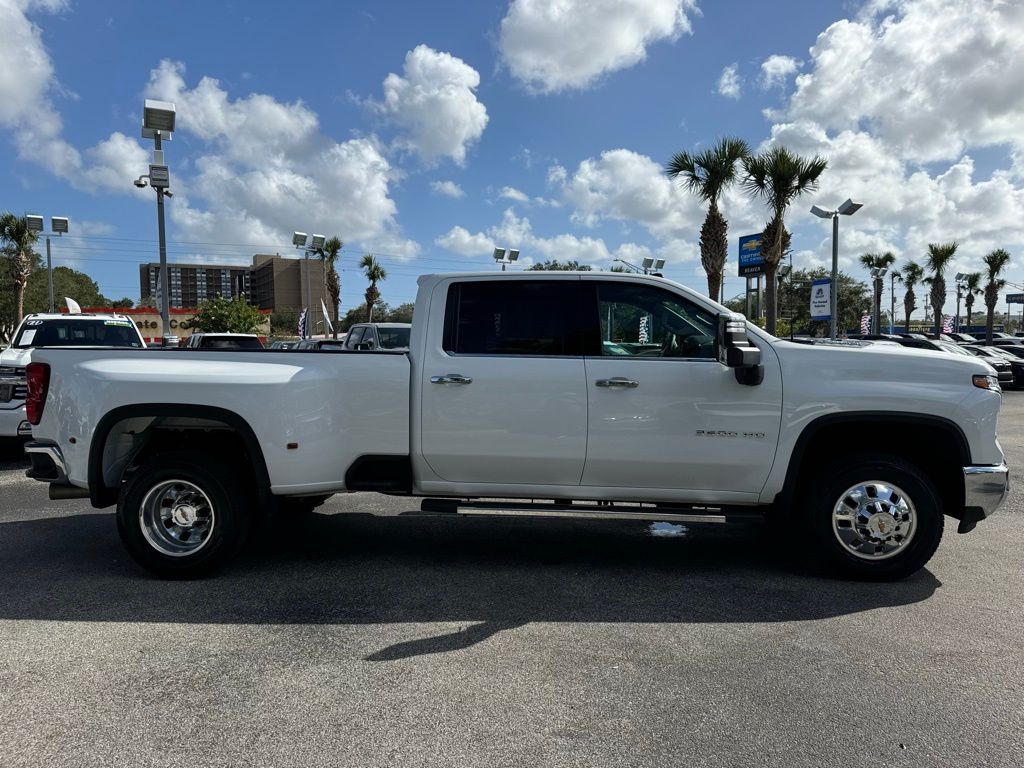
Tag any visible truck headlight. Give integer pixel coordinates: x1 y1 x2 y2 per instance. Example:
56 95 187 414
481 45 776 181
973 373 1001 393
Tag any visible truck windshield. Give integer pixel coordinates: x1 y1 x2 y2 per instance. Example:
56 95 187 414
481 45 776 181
377 328 411 349
13 319 144 349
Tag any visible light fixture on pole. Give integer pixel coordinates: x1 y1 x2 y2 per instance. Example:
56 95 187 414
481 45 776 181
139 98 176 346
26 215 69 313
493 247 519 271
293 232 326 336
954 272 967 334
810 198 863 338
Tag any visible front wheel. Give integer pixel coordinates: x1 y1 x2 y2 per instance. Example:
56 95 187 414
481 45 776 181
116 452 251 578
803 453 944 581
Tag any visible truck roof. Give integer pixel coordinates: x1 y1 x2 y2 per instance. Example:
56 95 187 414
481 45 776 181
21 312 136 322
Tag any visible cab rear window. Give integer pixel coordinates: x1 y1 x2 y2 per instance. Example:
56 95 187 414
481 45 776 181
14 319 143 348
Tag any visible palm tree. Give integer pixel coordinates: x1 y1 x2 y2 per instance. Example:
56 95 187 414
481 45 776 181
665 137 750 301
983 248 1011 343
317 236 343 338
859 251 896 331
901 262 924 333
0 213 40 323
359 254 386 322
742 146 828 334
962 272 982 334
925 242 958 336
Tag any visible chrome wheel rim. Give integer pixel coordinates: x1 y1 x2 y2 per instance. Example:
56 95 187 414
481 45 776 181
139 479 216 557
832 480 917 560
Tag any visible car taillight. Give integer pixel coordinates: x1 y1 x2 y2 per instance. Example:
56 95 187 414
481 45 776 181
25 363 50 425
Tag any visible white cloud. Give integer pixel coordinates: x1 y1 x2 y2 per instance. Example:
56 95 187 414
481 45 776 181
0 0 148 192
717 63 741 99
499 186 530 202
435 225 494 257
436 207 655 270
499 0 698 93
145 60 418 259
760 55 800 89
368 44 488 166
430 180 465 198
779 0 1024 163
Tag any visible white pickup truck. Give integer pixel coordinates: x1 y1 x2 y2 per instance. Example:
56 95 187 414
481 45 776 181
22 272 1008 580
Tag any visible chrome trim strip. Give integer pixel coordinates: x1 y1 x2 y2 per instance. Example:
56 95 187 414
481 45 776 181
963 463 1009 518
456 506 726 524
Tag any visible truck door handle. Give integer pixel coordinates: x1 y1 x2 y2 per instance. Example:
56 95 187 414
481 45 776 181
595 377 639 388
431 374 473 385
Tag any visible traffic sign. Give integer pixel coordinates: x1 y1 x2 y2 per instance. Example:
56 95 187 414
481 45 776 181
738 234 764 276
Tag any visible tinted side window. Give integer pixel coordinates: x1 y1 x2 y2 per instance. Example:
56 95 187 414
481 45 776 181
444 280 580 356
591 282 717 359
346 327 364 348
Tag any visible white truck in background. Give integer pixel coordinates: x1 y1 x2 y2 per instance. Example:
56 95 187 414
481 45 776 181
22 272 1008 580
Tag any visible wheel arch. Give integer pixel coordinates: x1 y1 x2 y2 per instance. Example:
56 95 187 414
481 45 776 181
88 403 271 509
776 412 969 520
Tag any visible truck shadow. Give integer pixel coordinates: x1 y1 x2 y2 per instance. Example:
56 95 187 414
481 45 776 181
0 510 941 661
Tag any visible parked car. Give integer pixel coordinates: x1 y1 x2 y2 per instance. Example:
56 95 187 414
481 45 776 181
989 344 1024 360
987 338 1024 348
268 340 298 350
946 333 978 343
1 312 145 443
293 339 347 351
24 272 1007 581
961 345 1016 388
184 333 264 350
343 323 412 351
984 348 1024 388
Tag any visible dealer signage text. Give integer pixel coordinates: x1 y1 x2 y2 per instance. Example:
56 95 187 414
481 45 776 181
810 278 831 321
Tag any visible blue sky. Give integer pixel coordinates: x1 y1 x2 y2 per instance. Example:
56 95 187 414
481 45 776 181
2 0 1024 316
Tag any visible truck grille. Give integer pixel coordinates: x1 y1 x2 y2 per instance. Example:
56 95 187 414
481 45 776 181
0 366 27 403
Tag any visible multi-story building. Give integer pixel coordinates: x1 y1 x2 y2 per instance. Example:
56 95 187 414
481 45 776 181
139 263 250 309
249 254 326 314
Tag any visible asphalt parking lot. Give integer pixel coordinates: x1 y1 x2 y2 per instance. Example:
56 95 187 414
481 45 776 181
0 400 1022 768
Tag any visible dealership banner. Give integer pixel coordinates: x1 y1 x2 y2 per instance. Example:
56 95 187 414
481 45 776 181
810 278 831 321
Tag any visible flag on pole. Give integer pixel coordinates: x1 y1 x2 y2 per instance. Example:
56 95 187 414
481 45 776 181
320 298 334 336
942 314 953 333
860 314 871 334
298 307 308 339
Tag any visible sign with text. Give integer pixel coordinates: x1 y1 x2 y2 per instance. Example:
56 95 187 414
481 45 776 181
738 234 765 276
810 278 831 321
1006 293 1024 304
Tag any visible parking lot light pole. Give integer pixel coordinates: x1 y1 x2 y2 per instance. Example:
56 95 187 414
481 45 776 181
811 199 863 339
140 99 176 345
25 215 68 313
493 247 520 271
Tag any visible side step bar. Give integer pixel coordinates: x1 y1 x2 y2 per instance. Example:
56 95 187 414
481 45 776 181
418 499 763 524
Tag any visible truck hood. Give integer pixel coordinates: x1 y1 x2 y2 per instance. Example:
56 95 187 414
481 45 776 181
771 338 995 381
0 347 30 369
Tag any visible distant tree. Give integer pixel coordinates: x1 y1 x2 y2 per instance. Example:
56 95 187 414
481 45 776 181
983 248 1011 343
859 252 897 329
0 213 41 324
24 266 109 311
742 146 828 334
925 242 958 336
901 261 924 332
111 297 135 309
316 236 343 337
962 272 981 332
778 268 871 337
270 308 299 336
360 254 387 322
340 302 387 331
188 295 264 333
527 259 593 271
666 136 750 300
383 302 414 324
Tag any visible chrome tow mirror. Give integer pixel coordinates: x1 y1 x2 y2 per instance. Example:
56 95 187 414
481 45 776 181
718 312 763 386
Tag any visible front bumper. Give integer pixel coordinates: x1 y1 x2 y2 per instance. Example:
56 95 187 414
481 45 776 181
960 463 1009 532
0 404 31 438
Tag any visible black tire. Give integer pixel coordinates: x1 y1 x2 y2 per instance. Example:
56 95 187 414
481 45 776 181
116 452 252 578
802 452 944 581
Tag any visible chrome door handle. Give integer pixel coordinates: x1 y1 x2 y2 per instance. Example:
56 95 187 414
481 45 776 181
431 373 473 384
595 377 639 388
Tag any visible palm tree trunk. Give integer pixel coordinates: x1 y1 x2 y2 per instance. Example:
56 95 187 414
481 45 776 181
700 202 727 302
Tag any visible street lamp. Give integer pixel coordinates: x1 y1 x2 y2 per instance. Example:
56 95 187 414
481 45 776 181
293 232 326 337
811 198 863 338
493 247 519 271
26 215 68 313
138 98 176 345
954 272 968 334
615 257 665 275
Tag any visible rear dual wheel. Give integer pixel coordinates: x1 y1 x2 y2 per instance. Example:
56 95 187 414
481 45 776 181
117 452 251 578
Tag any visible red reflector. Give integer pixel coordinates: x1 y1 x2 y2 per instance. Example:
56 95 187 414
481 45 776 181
25 363 50 425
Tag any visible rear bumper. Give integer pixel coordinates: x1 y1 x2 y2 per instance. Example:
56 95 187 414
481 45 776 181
24 441 69 484
960 463 1009 532
0 404 31 438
